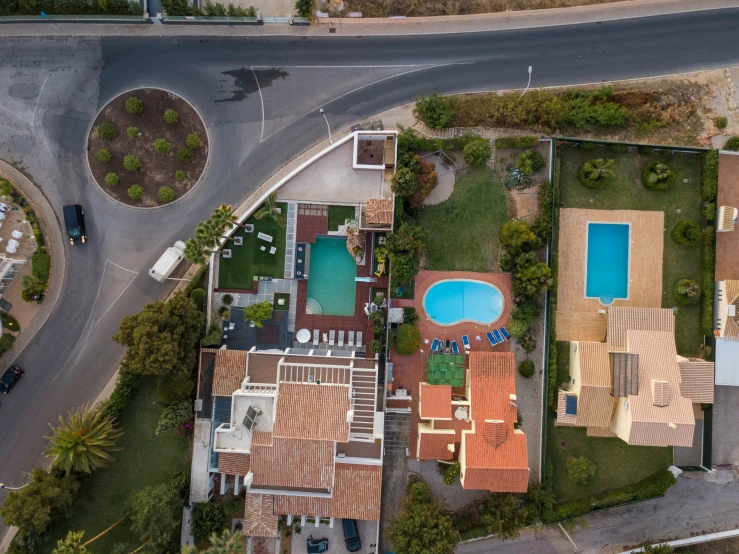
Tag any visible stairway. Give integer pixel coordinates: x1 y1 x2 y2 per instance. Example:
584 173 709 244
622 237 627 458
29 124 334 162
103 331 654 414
305 297 322 315
349 369 378 441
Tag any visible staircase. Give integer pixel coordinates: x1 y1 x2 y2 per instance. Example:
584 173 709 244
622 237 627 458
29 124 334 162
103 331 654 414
305 297 322 315
349 368 378 441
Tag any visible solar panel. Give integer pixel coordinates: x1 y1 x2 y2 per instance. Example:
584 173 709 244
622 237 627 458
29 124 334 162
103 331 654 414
565 395 578 416
244 405 261 431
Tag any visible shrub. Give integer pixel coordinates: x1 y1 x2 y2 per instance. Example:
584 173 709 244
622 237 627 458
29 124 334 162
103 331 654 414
95 148 111 163
609 142 629 153
128 185 144 200
31 250 51 282
671 219 701 245
496 135 538 149
463 140 492 167
102 372 139 417
517 150 545 175
403 307 420 325
164 109 179 124
192 502 227 542
637 145 654 155
513 251 552 299
443 462 461 485
369 339 381 354
511 297 541 324
391 167 418 197
177 147 193 163
642 161 675 191
714 116 728 129
414 92 455 130
222 294 234 306
501 219 537 251
153 138 170 154
0 178 13 196
175 170 186 181
518 332 537 353
704 202 716 222
578 158 615 188
519 360 535 378
1 312 20 332
158 186 175 203
127 126 139 139
395 324 421 355
123 155 141 171
508 318 528 338
579 141 597 151
295 0 311 16
702 150 719 202
186 133 202 149
105 172 119 186
725 136 739 151
674 278 700 305
125 96 144 114
566 457 596 486
98 123 118 140
701 227 716 336
0 332 15 354
189 288 206 309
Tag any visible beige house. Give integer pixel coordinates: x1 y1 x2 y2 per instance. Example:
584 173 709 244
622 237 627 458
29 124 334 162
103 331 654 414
557 307 713 447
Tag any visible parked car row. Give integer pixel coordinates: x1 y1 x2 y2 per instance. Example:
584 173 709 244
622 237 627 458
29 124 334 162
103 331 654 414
307 519 361 553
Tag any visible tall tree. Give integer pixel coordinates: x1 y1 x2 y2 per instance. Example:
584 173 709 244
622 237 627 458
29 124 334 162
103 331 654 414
52 531 87 554
208 529 244 554
184 238 212 265
253 194 286 227
479 493 535 540
130 484 181 551
211 204 239 231
243 300 273 329
113 293 204 378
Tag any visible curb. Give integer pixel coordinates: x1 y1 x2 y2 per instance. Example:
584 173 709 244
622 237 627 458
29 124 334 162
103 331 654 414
0 161 66 371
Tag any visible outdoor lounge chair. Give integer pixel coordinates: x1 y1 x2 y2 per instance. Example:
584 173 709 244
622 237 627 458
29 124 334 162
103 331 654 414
431 338 439 352
451 341 459 354
348 331 355 347
329 330 336 346
493 329 504 344
462 335 470 350
356 331 363 349
313 329 320 347
436 339 444 353
487 331 498 348
338 330 345 347
501 327 511 341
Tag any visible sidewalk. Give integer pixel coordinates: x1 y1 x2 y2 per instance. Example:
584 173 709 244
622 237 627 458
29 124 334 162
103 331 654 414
0 0 734 36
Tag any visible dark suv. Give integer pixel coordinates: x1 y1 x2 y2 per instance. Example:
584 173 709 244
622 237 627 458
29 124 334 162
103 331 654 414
63 204 86 245
342 519 361 552
0 365 23 394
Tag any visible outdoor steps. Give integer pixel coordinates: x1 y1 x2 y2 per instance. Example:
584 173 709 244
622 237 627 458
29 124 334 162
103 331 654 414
350 369 378 441
305 297 322 315
383 411 411 453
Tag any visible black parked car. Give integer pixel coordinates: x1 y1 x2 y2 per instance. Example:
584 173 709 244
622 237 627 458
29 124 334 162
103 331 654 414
63 204 86 245
342 519 361 552
0 365 23 394
307 536 328 554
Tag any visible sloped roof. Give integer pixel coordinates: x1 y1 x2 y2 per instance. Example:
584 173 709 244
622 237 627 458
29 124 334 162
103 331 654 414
608 307 674 352
556 390 577 425
213 349 247 396
251 438 334 490
217 452 250 476
574 341 614 428
716 152 739 280
272 383 350 442
576 387 614 428
243 493 278 538
720 281 739 340
365 198 393 225
416 431 455 461
612 352 639 397
419 383 452 420
678 361 715 403
579 342 611 387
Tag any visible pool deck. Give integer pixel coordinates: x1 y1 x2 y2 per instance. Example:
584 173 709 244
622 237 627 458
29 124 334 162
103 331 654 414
556 208 664 342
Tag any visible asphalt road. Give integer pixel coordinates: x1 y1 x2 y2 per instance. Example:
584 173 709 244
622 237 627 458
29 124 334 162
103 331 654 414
1 6 739 542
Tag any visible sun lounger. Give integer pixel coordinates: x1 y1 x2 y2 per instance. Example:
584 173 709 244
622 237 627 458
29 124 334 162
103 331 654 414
338 330 345 347
462 335 470 350
501 327 511 341
493 329 504 344
329 330 336 346
313 329 320 347
348 331 355 347
431 338 439 352
452 341 459 354
356 331 363 349
486 331 498 348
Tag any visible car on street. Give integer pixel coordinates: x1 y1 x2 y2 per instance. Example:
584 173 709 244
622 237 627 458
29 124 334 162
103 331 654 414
342 519 361 552
0 365 23 394
307 536 328 553
63 204 86 244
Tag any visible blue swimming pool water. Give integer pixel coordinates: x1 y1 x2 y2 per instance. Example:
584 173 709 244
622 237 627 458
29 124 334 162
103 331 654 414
307 237 357 316
423 280 504 326
586 223 630 305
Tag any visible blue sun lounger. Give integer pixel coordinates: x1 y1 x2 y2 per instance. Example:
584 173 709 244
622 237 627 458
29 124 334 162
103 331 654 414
493 329 504 344
431 338 439 352
486 331 498 347
451 340 459 354
436 338 445 353
501 327 511 341
462 335 470 350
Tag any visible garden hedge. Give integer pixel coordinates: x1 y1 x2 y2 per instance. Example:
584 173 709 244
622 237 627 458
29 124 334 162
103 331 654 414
701 226 715 336
496 135 538 149
702 150 718 202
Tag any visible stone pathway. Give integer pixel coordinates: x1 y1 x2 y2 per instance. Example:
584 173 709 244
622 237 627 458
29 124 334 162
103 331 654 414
284 202 297 279
380 410 411 553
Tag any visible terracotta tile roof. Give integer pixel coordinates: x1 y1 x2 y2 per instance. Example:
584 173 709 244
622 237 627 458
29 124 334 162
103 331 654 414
607 307 674 352
651 380 670 407
719 281 739 340
251 438 334 490
272 383 350 442
579 342 611 387
556 390 577 425
243 493 278 537
679 361 715 403
213 349 247 396
483 421 507 447
573 341 614 428
416 430 455 460
217 452 250 476
365 198 393 225
273 464 382 521
716 152 739 281
463 352 529 493
419 383 452 420
252 429 273 446
575 387 614 428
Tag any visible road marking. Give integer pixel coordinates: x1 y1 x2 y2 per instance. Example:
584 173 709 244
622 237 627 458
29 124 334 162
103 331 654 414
105 259 140 273
251 67 266 143
250 64 449 68
0 103 32 126
32 72 50 126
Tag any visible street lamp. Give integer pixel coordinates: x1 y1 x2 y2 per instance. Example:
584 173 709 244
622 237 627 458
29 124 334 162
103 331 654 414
319 108 333 145
0 482 28 491
519 65 533 99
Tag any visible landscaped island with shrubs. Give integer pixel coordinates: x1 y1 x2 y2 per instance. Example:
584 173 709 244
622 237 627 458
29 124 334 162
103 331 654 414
87 88 208 208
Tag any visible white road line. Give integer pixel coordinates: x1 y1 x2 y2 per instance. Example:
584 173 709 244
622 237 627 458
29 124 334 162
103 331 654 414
91 269 139 328
251 67 266 143
32 72 50 126
0 103 32 126
250 64 451 68
105 258 140 273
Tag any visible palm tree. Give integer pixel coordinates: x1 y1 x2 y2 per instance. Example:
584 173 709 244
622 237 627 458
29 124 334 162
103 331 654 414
46 404 123 474
52 531 87 554
184 238 214 265
208 529 244 554
181 547 198 554
194 220 222 250
217 305 231 320
253 194 286 228
212 204 239 231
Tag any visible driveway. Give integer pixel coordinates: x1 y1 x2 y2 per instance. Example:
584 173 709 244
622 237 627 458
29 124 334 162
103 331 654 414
292 520 377 554
712 386 739 466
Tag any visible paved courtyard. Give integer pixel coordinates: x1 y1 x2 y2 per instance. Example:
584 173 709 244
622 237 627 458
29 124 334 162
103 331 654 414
712 385 739 466
291 519 378 554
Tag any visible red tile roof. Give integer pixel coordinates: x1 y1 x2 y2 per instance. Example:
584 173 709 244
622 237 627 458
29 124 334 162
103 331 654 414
463 352 529 493
243 493 278 537
417 432 455 461
251 438 334 490
273 383 351 442
217 452 250 476
212 350 247 396
419 384 452 420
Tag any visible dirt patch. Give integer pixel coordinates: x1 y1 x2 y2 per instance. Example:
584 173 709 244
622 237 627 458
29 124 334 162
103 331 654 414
87 88 208 207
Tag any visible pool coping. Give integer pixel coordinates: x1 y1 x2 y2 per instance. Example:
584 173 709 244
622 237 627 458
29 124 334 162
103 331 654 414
583 220 632 307
421 277 506 327
306 235 357 317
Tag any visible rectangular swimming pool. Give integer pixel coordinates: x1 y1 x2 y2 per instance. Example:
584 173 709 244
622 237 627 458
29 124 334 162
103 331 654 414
306 237 357 316
585 222 630 305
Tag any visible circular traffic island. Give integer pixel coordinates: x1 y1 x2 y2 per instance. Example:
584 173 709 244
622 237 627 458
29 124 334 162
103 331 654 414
87 88 208 208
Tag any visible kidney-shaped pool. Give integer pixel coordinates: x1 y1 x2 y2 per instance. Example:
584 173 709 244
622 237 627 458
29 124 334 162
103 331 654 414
423 279 504 326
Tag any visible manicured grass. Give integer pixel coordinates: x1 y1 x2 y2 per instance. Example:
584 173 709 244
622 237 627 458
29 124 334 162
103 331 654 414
218 204 288 290
39 379 190 553
558 145 703 357
546 413 672 502
328 205 356 231
273 292 290 311
418 168 509 272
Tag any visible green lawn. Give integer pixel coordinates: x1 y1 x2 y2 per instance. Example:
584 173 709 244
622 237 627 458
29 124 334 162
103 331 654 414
546 413 672 502
328 205 356 231
39 379 190 553
558 146 703 357
418 168 509 272
218 204 288 290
